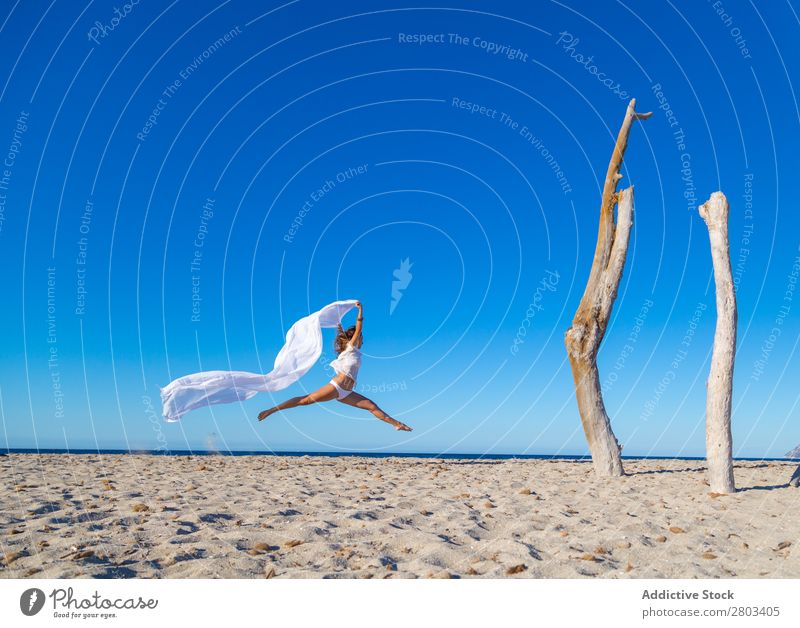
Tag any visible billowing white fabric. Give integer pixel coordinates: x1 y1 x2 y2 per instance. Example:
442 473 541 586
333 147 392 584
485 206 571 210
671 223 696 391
160 300 358 422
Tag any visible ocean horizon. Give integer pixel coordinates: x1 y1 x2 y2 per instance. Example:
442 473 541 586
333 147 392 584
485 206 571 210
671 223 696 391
1 448 796 461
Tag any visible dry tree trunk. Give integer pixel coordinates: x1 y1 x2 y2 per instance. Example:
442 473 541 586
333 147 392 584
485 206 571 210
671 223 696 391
699 192 737 494
565 99 651 477
789 465 800 488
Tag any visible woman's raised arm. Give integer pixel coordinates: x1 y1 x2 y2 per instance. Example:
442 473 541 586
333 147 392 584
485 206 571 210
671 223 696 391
350 301 363 346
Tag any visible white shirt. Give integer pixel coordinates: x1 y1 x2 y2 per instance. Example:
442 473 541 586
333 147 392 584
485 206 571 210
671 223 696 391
330 344 362 382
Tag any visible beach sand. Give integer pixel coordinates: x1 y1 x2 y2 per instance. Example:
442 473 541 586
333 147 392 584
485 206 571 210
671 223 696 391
1 454 798 578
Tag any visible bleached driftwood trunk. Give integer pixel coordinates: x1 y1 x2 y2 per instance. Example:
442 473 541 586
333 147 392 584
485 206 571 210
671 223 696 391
565 99 651 477
789 465 800 488
699 192 737 494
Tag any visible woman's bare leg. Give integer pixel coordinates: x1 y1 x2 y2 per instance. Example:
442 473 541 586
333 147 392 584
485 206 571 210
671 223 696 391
258 384 337 421
337 392 412 431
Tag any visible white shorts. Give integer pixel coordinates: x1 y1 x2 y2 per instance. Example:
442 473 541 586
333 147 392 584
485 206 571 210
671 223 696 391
330 379 354 400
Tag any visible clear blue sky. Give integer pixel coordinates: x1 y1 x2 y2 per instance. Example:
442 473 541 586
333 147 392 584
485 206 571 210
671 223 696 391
1 0 798 457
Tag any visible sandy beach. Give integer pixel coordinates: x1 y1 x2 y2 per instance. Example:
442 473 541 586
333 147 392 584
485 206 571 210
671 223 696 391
1 454 798 579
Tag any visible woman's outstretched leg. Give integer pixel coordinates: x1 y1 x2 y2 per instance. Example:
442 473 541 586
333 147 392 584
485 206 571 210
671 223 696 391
258 384 337 421
337 392 412 431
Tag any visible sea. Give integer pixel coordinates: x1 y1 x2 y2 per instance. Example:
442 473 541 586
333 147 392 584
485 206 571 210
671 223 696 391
0 449 796 461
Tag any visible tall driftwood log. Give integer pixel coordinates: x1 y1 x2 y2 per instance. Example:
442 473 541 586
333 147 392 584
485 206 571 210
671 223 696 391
699 191 737 494
565 99 651 477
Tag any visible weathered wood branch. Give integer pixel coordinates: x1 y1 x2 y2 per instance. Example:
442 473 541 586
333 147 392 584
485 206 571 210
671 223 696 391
699 191 737 494
565 99 650 478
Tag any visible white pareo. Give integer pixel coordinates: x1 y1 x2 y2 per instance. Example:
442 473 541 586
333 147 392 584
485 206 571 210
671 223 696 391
160 300 358 422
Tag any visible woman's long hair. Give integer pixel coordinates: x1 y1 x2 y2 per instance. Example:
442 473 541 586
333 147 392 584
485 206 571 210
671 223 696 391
334 324 357 354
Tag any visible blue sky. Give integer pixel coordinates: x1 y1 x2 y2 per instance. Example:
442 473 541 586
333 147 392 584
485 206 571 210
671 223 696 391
1 0 799 457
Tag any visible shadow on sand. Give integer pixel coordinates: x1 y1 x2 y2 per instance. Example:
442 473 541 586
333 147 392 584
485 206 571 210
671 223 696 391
626 462 775 477
625 466 707 476
736 483 794 492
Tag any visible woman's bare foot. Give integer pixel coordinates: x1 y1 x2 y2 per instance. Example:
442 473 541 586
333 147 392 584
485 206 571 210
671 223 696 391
258 408 276 421
393 421 412 432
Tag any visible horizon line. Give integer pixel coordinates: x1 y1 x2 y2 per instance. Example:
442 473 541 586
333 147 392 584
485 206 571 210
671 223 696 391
1 448 797 462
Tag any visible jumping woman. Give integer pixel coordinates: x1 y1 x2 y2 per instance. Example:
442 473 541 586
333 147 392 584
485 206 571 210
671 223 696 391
257 301 413 431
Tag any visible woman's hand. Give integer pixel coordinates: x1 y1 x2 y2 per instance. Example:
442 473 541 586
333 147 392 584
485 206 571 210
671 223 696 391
355 300 362 311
